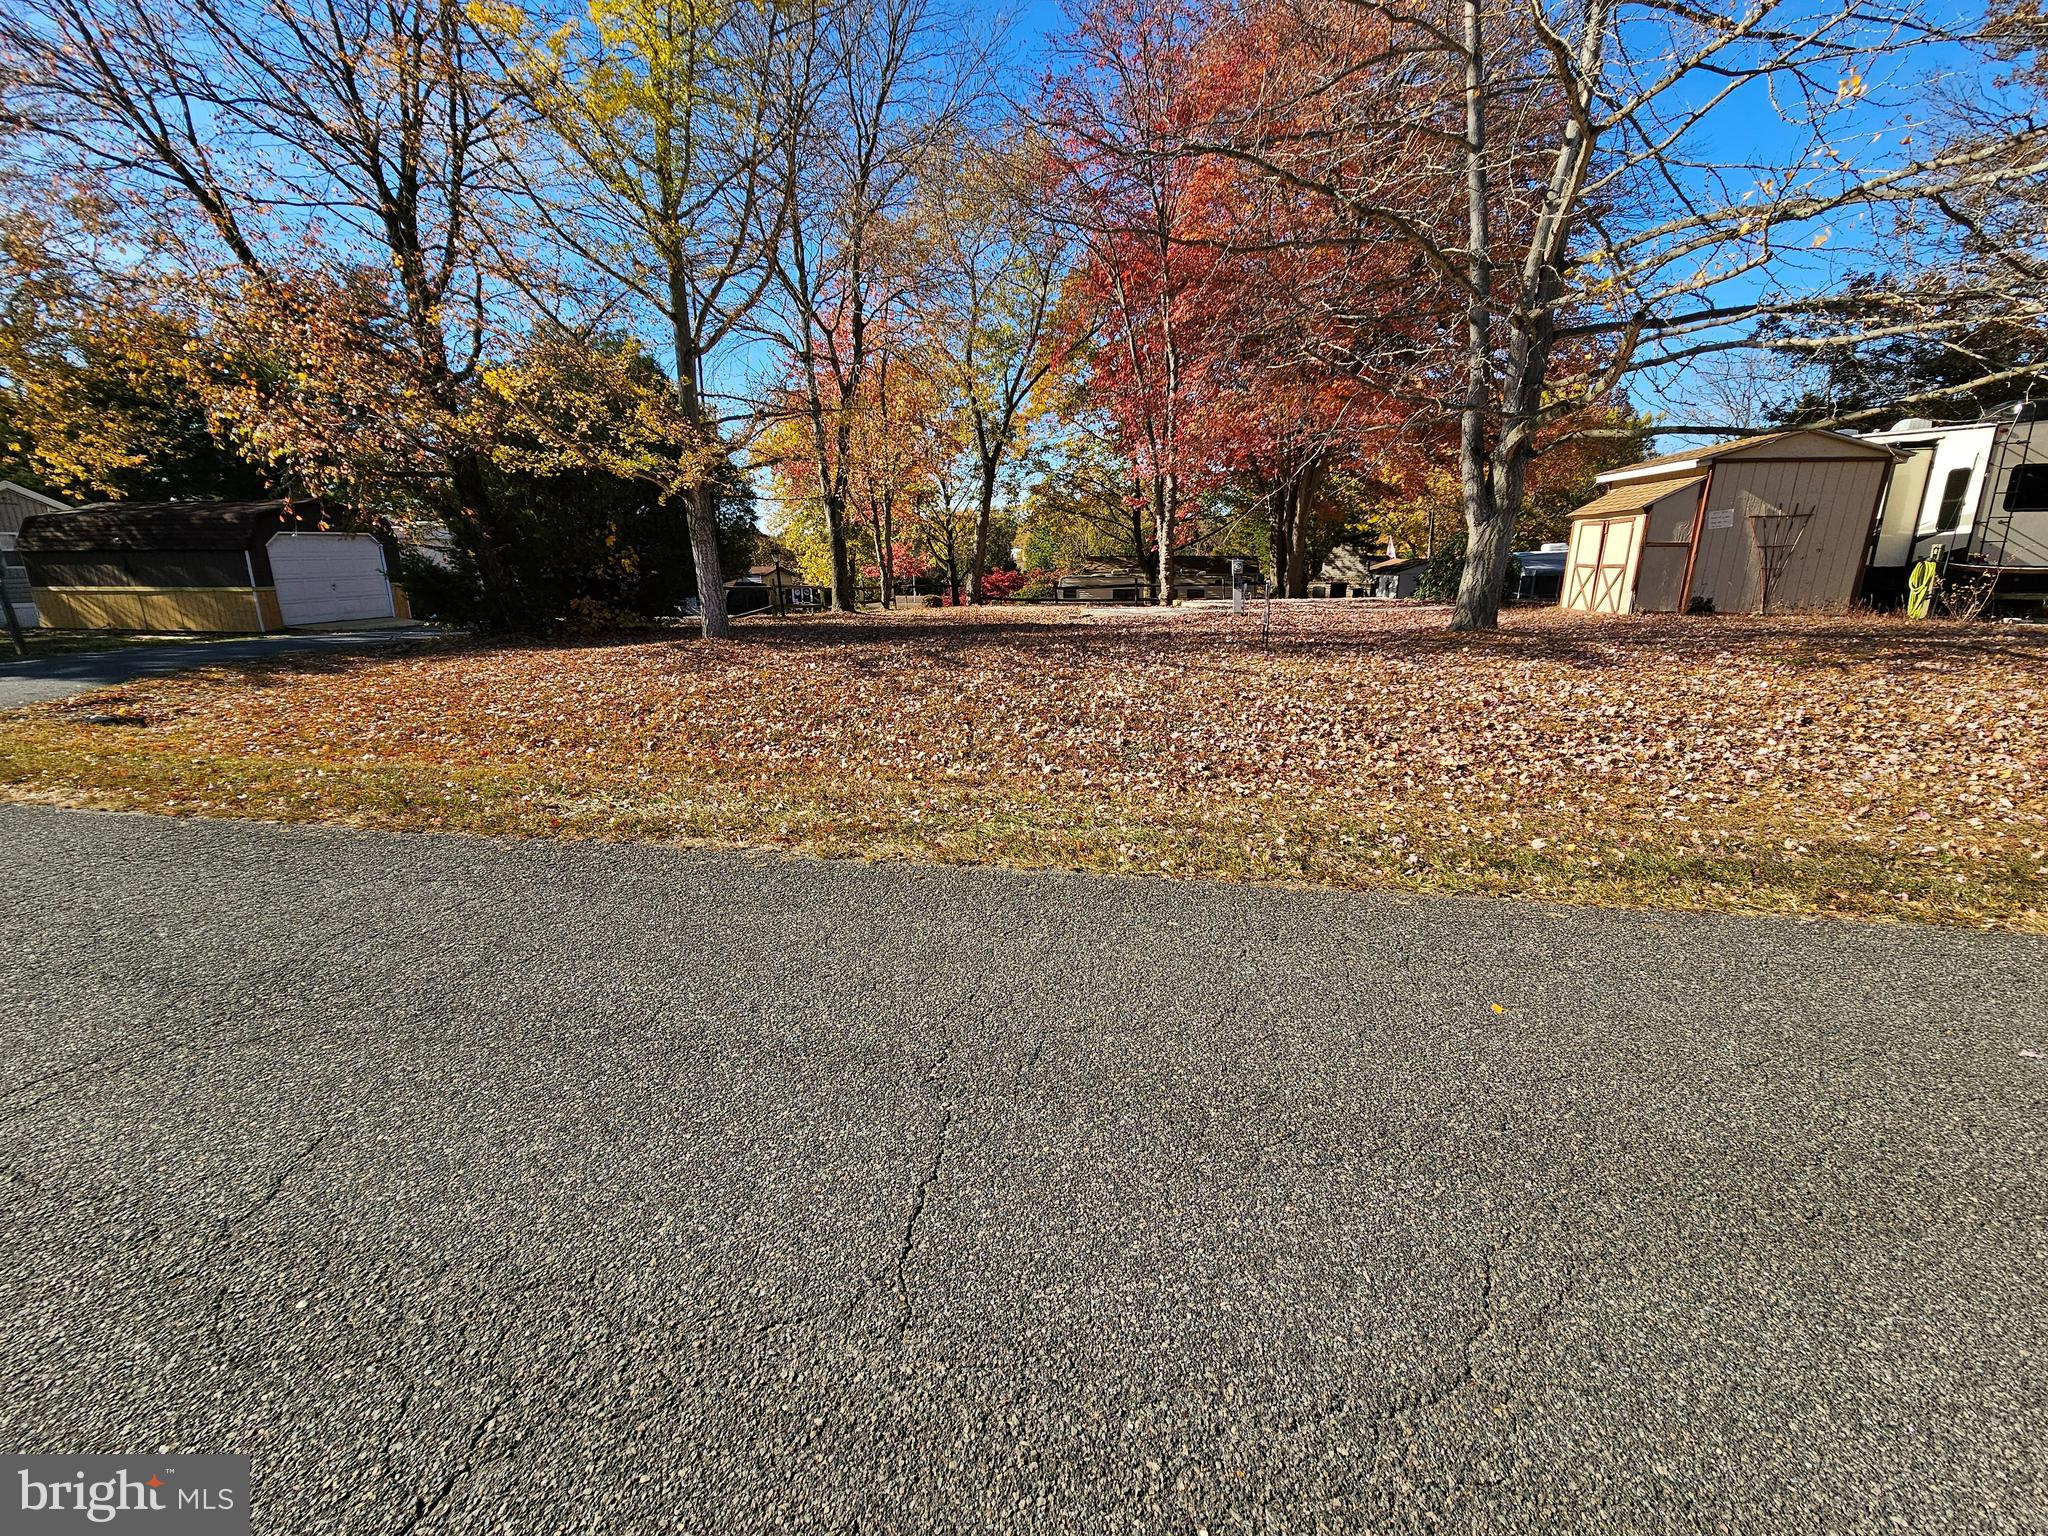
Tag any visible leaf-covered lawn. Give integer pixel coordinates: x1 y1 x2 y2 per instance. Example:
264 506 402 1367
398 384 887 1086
5 603 2046 929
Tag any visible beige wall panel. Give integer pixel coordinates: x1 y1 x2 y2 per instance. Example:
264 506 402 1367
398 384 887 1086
1644 485 1700 544
1687 461 1886 614
1635 546 1689 611
32 585 272 633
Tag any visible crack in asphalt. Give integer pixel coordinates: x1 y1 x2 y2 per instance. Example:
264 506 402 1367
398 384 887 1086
393 1391 521 1535
0 1035 213 1124
0 1016 360 1128
219 1132 330 1237
889 982 978 1334
193 1133 333 1359
890 1104 956 1333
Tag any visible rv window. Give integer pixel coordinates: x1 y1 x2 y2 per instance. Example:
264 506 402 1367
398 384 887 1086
2005 464 2048 513
1935 467 1972 531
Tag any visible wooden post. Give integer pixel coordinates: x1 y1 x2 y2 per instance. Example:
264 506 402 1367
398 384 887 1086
244 550 269 632
1677 465 1718 613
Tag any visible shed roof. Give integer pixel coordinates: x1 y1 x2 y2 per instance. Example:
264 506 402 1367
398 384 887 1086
0 480 70 537
16 498 330 554
1596 428 1895 486
1317 542 1381 580
1567 474 1705 521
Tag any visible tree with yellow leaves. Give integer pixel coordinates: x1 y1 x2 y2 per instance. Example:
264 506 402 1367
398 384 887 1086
909 128 1078 603
0 207 271 501
476 0 794 637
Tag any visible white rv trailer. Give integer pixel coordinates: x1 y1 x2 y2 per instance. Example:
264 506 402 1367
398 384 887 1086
1858 402 2048 608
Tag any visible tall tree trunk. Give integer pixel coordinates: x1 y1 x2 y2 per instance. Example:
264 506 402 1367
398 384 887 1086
1286 459 1323 598
686 479 730 637
1451 0 1502 632
880 492 896 608
669 287 731 639
1152 472 1179 605
1267 479 1292 592
968 455 1000 603
825 495 857 611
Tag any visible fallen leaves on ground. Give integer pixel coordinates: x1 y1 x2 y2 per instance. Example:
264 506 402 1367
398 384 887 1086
4 602 2045 929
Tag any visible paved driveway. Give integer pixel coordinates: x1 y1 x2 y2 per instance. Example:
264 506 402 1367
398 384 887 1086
1 805 2042 1533
0 628 426 708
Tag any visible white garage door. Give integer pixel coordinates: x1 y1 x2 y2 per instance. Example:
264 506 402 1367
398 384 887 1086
268 533 394 626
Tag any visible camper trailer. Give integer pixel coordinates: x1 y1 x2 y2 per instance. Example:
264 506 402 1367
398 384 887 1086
1857 402 2048 608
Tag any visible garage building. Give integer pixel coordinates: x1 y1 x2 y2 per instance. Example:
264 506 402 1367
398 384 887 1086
16 498 407 632
1560 429 1897 616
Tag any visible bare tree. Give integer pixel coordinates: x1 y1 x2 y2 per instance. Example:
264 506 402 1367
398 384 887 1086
1192 0 2048 627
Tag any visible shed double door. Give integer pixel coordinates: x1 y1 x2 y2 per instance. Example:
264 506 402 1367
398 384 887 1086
1564 516 1641 614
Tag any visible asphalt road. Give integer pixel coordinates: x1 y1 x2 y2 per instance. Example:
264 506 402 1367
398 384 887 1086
2 805 2042 1534
0 629 425 708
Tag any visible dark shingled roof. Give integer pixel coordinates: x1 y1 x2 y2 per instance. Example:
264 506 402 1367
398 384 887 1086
16 498 334 554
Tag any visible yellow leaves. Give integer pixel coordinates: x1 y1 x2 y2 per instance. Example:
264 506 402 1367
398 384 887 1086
464 0 526 34
476 332 714 493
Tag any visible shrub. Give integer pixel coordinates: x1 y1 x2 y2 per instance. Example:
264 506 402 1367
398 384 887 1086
390 463 754 629
1414 536 1520 604
980 567 1026 601
557 597 667 636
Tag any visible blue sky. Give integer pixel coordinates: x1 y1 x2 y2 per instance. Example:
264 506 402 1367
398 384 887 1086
990 0 2007 436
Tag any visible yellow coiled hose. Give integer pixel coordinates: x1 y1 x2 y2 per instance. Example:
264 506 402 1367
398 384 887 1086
1907 559 1938 620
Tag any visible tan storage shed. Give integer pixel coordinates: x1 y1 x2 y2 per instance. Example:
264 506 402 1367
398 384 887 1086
1560 430 1897 616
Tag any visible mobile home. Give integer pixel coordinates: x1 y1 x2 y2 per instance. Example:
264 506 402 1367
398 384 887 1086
17 498 405 632
0 480 68 628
